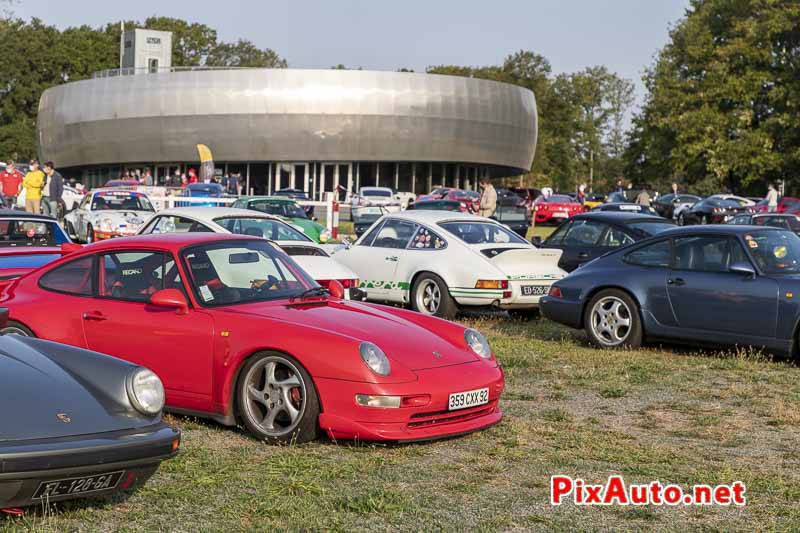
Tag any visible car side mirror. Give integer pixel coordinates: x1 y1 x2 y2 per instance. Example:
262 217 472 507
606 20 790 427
532 236 542 246
328 280 345 299
149 288 189 315
729 262 756 278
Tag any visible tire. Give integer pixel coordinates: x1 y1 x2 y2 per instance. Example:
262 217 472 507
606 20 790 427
411 272 458 319
236 352 320 444
508 308 541 321
1 321 35 337
86 224 94 244
583 289 642 348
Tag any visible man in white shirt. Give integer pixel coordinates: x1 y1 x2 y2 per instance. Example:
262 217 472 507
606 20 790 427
766 184 779 212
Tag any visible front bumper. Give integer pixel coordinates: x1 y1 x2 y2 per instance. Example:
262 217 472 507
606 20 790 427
316 362 504 441
540 295 584 329
0 423 179 508
93 228 140 241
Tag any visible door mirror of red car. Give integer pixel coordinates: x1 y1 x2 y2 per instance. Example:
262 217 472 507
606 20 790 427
149 288 189 315
327 280 345 299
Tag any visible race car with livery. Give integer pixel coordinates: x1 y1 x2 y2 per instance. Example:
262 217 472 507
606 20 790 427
64 189 155 243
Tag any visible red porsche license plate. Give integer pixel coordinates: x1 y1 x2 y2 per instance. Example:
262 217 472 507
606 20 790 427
448 387 489 411
33 471 124 500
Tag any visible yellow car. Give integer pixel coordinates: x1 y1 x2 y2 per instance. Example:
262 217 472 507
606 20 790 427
583 193 606 210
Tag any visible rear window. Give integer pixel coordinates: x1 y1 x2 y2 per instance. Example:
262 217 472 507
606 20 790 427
543 195 574 203
362 189 392 197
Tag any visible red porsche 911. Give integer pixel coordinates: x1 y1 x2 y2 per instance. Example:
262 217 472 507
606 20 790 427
0 233 504 443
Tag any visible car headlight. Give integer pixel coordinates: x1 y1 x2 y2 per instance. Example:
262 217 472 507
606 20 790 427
319 228 331 242
359 342 391 376
126 368 165 415
464 328 492 359
99 218 114 232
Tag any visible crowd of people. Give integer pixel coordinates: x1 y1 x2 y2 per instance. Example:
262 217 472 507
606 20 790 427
119 167 243 195
0 159 64 215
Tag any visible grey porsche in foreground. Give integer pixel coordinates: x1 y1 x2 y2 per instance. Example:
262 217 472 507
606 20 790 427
0 308 179 509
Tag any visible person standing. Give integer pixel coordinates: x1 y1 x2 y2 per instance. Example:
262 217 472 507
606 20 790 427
671 182 679 195
225 171 242 196
766 184 779 212
635 186 651 206
188 168 199 184
142 169 154 186
22 160 45 213
0 161 24 209
42 162 64 220
576 183 586 205
478 178 497 218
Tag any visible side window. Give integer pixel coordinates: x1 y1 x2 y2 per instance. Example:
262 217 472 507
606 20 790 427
544 221 572 245
601 226 635 248
729 239 751 266
408 226 447 250
98 251 180 302
78 195 91 210
370 219 417 249
625 240 671 268
359 221 385 247
146 216 197 234
562 220 606 246
673 236 734 272
39 256 94 296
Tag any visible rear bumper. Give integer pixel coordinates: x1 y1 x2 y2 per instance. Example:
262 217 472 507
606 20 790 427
540 295 583 329
0 423 179 508
316 363 505 441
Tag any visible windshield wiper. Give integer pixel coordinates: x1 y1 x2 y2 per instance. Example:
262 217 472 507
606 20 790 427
290 286 330 301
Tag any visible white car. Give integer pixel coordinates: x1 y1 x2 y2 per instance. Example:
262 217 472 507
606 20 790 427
17 185 86 214
137 207 363 299
351 187 401 210
394 191 416 210
331 211 568 319
65 189 155 243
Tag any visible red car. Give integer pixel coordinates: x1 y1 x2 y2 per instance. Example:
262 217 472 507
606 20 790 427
0 233 504 443
752 197 800 214
533 194 584 224
444 189 480 213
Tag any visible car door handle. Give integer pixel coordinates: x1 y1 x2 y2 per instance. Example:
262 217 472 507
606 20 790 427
667 278 686 286
385 256 398 262
82 311 108 321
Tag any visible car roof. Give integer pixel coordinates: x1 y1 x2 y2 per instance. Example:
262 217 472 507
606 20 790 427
573 212 666 223
238 196 294 203
82 232 261 253
89 188 149 195
384 210 492 224
659 225 786 237
0 210 57 221
155 206 282 222
750 213 797 218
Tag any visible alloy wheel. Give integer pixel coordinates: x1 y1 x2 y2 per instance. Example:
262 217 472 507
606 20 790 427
241 356 306 437
0 326 31 336
416 279 441 315
589 296 632 346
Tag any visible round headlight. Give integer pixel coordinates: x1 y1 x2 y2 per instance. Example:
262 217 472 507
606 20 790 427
100 218 114 231
126 368 165 416
464 328 492 359
359 342 391 376
319 229 331 242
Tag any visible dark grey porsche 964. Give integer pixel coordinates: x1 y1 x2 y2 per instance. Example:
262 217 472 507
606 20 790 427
0 308 180 510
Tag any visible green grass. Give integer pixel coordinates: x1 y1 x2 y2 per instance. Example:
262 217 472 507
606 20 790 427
4 317 800 531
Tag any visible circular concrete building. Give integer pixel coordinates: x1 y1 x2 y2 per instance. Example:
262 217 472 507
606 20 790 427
38 68 537 197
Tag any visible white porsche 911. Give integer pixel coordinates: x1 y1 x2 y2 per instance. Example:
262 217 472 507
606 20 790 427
331 211 568 318
65 188 155 243
137 207 363 299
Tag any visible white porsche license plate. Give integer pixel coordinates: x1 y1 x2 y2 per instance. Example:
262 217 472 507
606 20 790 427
521 285 548 296
448 387 489 411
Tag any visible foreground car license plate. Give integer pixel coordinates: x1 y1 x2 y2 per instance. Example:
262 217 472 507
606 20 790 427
33 471 124 500
448 387 489 411
521 285 548 296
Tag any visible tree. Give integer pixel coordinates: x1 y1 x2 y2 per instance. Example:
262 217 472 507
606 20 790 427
626 0 800 195
206 39 287 68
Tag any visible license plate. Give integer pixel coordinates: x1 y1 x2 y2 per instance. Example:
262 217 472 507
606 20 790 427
521 285 548 296
552 212 567 218
448 387 489 411
33 471 124 500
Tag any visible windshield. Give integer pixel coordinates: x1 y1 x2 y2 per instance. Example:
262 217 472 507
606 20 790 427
213 217 311 242
182 240 316 306
743 230 800 274
0 220 69 246
362 189 393 197
439 221 528 245
92 192 154 212
627 221 676 235
255 202 307 219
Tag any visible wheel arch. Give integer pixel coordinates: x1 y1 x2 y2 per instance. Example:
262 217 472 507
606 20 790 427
223 347 325 427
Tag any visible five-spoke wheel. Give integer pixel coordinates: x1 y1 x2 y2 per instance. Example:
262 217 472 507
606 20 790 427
411 273 458 319
584 289 642 348
237 352 319 443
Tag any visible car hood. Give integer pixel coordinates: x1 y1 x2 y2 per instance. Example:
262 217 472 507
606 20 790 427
290 256 357 281
221 300 479 370
0 337 143 441
290 218 322 235
472 245 567 280
90 210 151 222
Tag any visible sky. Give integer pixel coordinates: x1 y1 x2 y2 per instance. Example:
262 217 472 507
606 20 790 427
14 0 691 107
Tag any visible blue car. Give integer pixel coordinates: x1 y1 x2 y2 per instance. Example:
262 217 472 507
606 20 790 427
541 225 800 355
175 183 227 207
